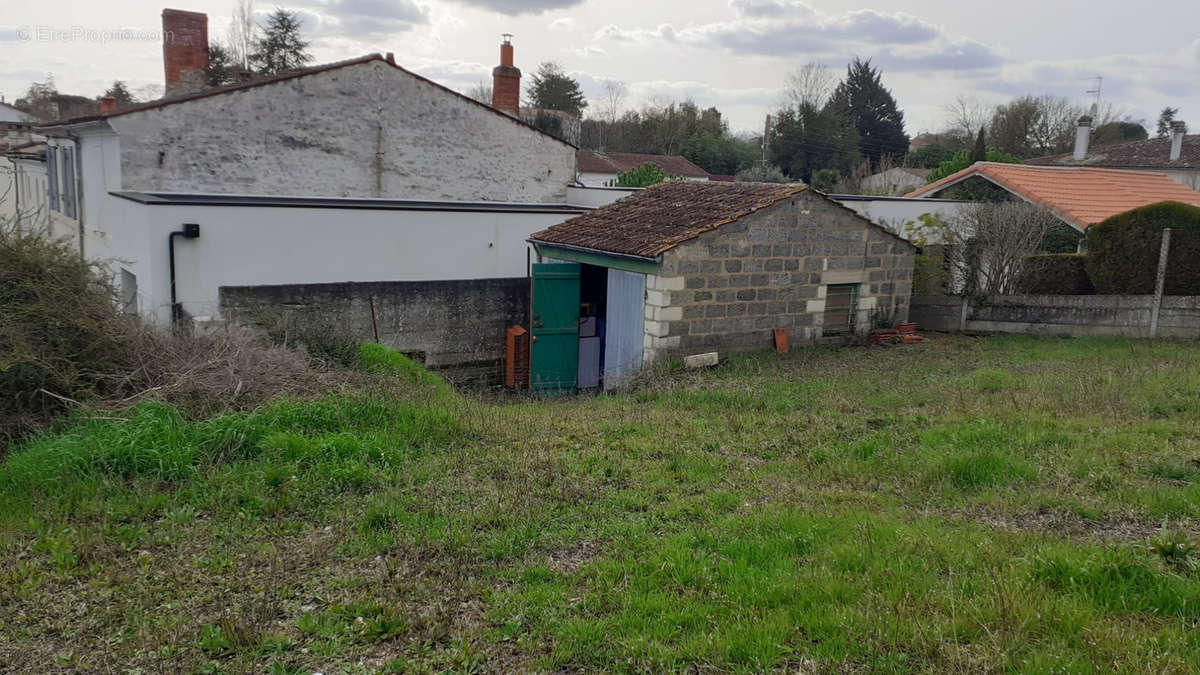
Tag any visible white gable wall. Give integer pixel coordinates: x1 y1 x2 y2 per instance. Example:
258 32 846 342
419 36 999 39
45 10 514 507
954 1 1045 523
107 59 576 203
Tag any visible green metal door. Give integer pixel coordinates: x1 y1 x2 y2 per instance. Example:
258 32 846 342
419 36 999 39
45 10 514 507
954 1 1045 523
531 262 581 393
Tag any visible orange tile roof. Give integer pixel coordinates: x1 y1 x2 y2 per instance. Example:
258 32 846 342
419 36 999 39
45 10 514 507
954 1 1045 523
906 162 1200 230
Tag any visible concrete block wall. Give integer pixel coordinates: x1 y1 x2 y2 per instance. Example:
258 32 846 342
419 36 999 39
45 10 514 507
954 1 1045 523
220 277 529 385
911 294 1200 338
646 191 915 362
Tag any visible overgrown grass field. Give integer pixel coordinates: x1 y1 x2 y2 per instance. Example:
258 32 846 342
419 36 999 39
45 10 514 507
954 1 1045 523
1 336 1199 673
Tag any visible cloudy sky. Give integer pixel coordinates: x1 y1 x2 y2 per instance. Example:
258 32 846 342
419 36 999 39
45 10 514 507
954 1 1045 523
3 0 1197 135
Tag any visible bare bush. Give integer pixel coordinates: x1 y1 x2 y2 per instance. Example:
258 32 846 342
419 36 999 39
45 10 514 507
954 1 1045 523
944 202 1061 295
113 324 353 419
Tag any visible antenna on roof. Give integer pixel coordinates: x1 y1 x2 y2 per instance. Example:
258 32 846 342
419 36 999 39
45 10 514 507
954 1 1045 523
501 33 513 45
1086 75 1102 116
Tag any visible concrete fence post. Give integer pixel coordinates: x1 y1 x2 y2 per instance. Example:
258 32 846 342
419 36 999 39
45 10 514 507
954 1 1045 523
959 296 969 332
1149 228 1171 338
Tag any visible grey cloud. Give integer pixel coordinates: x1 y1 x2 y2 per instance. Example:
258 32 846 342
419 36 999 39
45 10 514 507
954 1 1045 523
442 0 586 15
600 3 945 58
289 0 429 38
876 39 1005 71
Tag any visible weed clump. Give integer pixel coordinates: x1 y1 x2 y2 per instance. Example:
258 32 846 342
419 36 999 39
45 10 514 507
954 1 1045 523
966 368 1015 393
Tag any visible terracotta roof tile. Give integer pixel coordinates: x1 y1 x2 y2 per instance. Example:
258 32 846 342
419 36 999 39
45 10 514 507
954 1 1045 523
531 180 808 258
577 151 710 178
906 163 1200 229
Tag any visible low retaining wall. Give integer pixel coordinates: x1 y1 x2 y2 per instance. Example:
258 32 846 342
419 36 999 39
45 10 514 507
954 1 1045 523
911 295 1200 338
220 278 529 384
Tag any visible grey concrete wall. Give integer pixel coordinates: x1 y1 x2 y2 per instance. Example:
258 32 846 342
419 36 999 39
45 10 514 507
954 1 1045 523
109 59 576 204
911 294 1200 338
220 277 529 384
644 191 916 360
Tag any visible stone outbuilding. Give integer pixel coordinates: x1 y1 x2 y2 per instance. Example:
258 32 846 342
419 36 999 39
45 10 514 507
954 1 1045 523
527 181 916 390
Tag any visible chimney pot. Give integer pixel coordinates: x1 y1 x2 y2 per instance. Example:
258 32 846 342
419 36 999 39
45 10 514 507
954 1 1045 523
1170 121 1186 161
162 8 210 96
100 96 117 113
385 52 395 65
1073 115 1093 161
492 34 521 115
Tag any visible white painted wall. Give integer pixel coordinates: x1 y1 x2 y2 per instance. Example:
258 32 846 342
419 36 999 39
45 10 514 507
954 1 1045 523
830 196 970 238
107 58 576 204
566 185 638 208
91 195 583 324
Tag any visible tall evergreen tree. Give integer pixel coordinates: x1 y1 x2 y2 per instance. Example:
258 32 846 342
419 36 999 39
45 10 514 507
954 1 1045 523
970 127 987 163
250 9 312 76
206 43 238 87
1156 107 1186 137
102 81 136 108
824 58 910 168
527 62 587 117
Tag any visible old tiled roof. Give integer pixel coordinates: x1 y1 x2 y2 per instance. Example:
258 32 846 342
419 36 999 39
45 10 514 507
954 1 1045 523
577 151 710 178
1025 135 1199 169
530 180 807 258
906 162 1200 230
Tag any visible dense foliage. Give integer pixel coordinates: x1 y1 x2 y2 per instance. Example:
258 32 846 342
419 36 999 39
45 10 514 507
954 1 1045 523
1018 254 1095 295
580 102 759 176
614 163 669 188
769 103 860 183
1085 201 1200 295
927 147 1020 183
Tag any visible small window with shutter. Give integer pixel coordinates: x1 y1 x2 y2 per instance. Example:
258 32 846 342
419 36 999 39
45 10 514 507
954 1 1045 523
823 283 859 334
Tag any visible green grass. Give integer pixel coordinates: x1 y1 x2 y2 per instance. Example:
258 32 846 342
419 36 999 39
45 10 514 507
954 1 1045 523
1 336 1199 672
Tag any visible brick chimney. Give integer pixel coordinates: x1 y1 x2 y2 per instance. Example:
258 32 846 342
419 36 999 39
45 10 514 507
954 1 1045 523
100 96 117 113
1170 120 1187 161
1073 115 1092 161
162 8 209 96
491 34 521 116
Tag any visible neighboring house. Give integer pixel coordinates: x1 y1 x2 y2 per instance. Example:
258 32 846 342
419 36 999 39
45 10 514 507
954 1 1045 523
576 151 710 187
27 8 623 382
2 142 49 235
906 162 1200 233
528 181 916 390
0 101 37 123
860 167 930 195
1 120 47 232
1026 117 1198 190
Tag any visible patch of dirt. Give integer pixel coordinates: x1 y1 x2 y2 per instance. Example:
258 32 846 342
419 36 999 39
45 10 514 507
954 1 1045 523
938 506 1197 542
546 540 600 575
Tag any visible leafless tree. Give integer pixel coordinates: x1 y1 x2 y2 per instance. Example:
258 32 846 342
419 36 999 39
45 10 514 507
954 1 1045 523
782 61 833 110
944 201 1060 295
227 0 256 70
942 94 991 144
467 81 492 105
597 80 627 123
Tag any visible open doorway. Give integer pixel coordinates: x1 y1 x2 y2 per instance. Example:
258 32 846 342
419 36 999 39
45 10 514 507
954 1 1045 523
577 264 608 389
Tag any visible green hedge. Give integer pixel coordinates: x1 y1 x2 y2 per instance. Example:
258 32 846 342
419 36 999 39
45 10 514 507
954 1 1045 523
1018 254 1094 295
1084 201 1200 295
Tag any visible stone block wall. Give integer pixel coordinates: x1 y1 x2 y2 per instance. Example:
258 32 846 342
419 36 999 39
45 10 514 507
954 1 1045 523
644 191 915 362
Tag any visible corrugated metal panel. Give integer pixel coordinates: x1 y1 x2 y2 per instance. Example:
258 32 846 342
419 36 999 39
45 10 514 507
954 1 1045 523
603 269 645 390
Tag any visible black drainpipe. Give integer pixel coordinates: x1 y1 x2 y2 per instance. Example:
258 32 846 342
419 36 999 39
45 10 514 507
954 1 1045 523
169 223 200 323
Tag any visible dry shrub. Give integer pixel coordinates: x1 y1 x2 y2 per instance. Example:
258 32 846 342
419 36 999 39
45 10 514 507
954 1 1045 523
1 229 135 445
114 324 356 419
